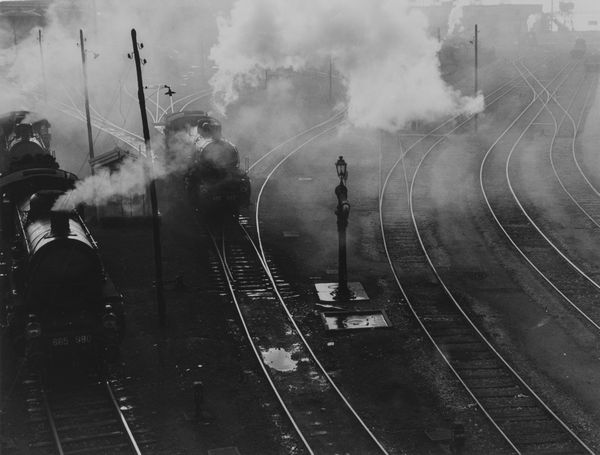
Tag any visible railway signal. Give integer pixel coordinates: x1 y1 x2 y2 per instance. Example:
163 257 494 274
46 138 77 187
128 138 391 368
130 28 167 328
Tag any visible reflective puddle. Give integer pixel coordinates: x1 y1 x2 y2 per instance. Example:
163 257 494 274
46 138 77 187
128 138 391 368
261 348 298 372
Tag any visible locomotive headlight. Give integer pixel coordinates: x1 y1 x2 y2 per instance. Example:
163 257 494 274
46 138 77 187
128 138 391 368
102 305 119 331
25 314 42 340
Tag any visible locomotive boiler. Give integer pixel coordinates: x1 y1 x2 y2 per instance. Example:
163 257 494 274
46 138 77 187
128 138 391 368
0 111 125 358
163 110 251 216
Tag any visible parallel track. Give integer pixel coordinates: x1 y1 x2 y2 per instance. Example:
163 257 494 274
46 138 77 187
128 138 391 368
380 60 594 454
482 60 600 330
25 374 144 455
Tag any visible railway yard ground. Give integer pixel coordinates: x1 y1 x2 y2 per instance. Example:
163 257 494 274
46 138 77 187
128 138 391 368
4 9 600 454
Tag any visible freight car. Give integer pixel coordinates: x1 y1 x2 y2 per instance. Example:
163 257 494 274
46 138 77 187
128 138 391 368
0 112 125 359
163 110 251 217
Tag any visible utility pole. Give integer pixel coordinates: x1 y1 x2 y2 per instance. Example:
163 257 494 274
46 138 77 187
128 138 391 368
329 56 333 104
79 29 95 174
130 28 166 328
38 29 46 101
474 24 479 132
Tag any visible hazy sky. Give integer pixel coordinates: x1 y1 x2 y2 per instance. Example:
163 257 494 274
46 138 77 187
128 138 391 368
413 0 600 14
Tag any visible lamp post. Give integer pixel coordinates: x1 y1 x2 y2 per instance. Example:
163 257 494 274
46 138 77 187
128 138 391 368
333 156 353 301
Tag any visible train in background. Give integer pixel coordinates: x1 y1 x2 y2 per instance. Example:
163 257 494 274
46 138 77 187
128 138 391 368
571 38 587 58
0 111 125 359
162 110 251 217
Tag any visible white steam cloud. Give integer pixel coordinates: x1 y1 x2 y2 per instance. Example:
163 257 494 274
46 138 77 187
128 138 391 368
0 0 232 209
53 131 195 210
210 0 484 132
527 13 541 32
448 0 470 36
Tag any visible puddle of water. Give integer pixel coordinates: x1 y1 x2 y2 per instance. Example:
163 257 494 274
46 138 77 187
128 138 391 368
261 348 298 372
534 316 551 329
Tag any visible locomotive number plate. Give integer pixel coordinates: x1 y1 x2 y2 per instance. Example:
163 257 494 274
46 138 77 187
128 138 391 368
75 335 92 344
52 337 69 346
51 335 92 346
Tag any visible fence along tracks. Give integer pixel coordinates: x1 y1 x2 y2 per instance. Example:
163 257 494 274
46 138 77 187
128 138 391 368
380 60 594 454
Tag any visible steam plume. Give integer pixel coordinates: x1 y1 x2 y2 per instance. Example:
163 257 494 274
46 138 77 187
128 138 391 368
53 131 194 210
210 0 484 131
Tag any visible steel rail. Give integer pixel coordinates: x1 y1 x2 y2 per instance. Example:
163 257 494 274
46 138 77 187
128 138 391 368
246 66 530 455
246 113 390 453
380 60 593 454
542 66 600 229
248 109 347 172
379 65 539 454
173 89 212 115
207 230 315 455
503 63 600 292
42 388 65 455
105 380 143 455
480 62 600 332
408 60 594 455
41 381 142 455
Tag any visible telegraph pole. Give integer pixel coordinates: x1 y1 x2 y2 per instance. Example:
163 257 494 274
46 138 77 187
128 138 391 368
329 56 333 104
79 29 95 174
131 28 166 328
474 24 479 132
38 29 46 101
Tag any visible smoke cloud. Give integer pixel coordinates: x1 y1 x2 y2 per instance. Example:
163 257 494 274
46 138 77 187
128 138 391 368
210 0 484 131
448 0 470 36
0 0 231 173
527 13 542 32
53 131 195 210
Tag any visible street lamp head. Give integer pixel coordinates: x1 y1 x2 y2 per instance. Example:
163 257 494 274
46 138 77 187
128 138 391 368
335 156 348 182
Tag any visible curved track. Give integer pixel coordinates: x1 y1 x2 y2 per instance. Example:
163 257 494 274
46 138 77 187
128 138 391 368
481 60 600 330
380 60 594 454
203 112 389 454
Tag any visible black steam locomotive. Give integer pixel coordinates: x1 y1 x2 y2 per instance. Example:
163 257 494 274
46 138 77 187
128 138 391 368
0 111 125 358
571 38 587 58
163 110 251 216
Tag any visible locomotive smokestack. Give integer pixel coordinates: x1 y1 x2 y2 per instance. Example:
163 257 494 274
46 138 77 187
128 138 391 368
50 211 70 236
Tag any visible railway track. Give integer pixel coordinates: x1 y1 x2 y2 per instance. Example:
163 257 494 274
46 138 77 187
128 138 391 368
24 372 146 455
380 59 595 454
481 60 600 329
202 111 390 454
207 218 387 455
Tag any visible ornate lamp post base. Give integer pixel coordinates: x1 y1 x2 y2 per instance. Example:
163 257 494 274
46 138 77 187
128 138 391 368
314 282 369 303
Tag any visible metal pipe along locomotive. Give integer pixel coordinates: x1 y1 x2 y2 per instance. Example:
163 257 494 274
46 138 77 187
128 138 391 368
0 111 125 359
163 110 251 216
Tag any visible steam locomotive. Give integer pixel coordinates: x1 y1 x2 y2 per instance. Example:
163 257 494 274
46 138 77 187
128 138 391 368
163 110 251 217
0 111 125 359
571 38 587 58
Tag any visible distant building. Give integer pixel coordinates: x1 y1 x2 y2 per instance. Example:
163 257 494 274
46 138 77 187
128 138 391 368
414 1 454 40
0 1 50 48
461 4 544 50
